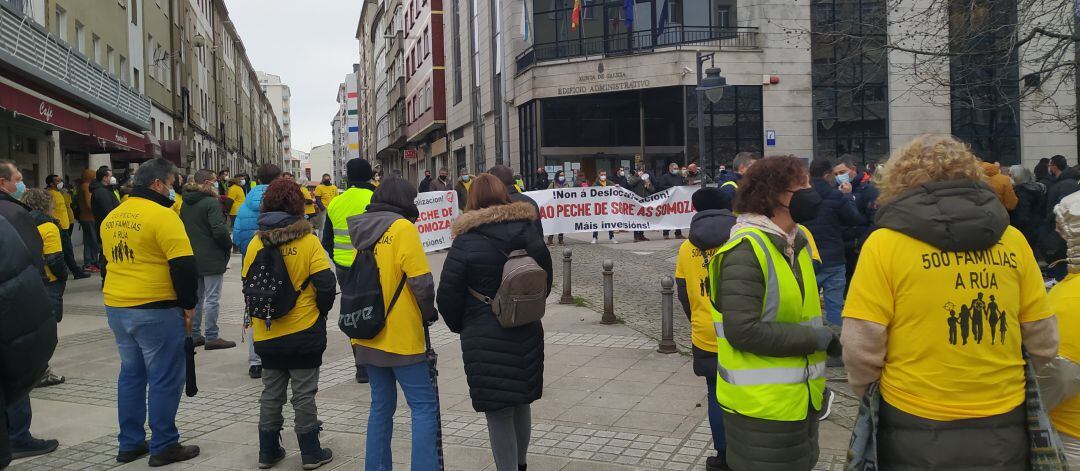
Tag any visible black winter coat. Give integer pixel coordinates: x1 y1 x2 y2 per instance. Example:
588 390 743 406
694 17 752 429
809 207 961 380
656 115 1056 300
1040 167 1080 262
0 214 57 467
180 184 233 276
656 172 686 192
437 202 553 412
803 178 863 267
1010 182 1045 250
89 180 119 232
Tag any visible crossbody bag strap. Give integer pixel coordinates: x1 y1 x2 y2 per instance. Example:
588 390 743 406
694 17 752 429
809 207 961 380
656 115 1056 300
385 273 408 316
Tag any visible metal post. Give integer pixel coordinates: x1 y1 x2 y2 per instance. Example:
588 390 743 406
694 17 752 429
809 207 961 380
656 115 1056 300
601 260 615 324
696 51 708 189
658 276 677 353
559 248 574 304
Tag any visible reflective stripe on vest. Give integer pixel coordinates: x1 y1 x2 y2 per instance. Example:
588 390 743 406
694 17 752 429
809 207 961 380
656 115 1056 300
326 187 373 267
708 227 827 421
721 181 738 189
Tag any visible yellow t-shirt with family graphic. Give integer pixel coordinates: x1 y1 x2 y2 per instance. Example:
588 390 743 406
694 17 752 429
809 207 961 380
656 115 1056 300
243 232 331 341
1048 273 1080 439
844 226 1051 421
101 197 194 307
675 240 718 352
351 218 432 356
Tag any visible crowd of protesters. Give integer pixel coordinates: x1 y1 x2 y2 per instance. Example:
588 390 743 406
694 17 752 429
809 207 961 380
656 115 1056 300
4 132 1080 471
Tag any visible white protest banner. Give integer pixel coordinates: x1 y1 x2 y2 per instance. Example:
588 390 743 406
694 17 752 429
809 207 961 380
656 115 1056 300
414 190 459 252
523 185 697 235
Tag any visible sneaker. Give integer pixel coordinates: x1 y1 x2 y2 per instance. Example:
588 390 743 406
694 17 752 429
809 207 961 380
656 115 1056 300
249 365 263 379
36 370 65 388
191 336 206 348
675 234 685 240
639 236 650 241
818 388 835 421
590 238 597 244
84 264 100 273
72 271 91 280
147 443 200 467
355 367 369 384
11 437 59 460
664 234 670 240
610 238 618 244
705 454 730 471
204 338 237 350
116 442 150 463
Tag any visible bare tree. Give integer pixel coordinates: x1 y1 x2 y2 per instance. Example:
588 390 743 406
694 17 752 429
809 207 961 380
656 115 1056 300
799 0 1078 136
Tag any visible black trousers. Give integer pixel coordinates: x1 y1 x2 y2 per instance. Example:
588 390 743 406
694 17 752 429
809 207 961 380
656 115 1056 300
60 227 85 276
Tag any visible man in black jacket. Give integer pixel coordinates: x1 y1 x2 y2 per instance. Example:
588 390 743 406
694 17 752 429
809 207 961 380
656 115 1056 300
101 158 201 466
418 169 432 193
657 162 687 239
0 160 60 467
1042 155 1080 280
90 166 120 280
805 158 863 329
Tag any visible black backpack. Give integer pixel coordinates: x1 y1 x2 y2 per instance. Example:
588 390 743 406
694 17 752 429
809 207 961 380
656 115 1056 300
338 246 406 340
243 243 309 330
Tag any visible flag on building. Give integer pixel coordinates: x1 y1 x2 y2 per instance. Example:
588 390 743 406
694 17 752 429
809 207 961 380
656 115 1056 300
571 0 581 30
623 0 634 28
522 0 532 41
655 0 669 38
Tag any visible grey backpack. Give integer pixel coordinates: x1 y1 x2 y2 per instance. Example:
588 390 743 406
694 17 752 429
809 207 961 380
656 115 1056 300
469 246 548 328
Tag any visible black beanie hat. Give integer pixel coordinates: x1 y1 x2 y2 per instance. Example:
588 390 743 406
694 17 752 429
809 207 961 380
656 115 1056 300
692 187 731 211
347 159 373 183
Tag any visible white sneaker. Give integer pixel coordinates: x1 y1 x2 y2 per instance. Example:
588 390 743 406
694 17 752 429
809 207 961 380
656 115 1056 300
590 238 597 244
818 388 834 421
610 238 618 244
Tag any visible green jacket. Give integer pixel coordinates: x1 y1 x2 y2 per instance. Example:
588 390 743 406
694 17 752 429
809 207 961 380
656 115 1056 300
713 226 823 471
179 184 232 276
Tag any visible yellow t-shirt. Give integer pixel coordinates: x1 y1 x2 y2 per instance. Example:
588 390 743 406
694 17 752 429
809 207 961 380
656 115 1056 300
352 218 432 355
675 240 718 352
227 184 246 216
844 226 1051 421
1049 273 1080 438
313 184 338 209
101 197 195 307
243 232 331 341
37 221 63 282
300 186 316 216
171 198 182 215
48 189 71 230
63 190 75 228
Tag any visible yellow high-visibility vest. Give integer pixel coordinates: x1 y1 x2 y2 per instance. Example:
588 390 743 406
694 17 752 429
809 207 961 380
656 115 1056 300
708 227 826 421
326 187 373 267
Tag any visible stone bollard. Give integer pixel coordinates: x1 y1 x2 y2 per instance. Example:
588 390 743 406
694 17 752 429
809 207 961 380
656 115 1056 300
559 248 574 304
658 276 678 353
601 260 616 324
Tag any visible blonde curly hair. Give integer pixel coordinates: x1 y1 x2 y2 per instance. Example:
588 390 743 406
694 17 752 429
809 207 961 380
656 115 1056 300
876 134 983 204
21 188 54 215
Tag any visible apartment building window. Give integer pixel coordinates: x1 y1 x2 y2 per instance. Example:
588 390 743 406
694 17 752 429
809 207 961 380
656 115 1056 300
151 118 157 135
160 122 165 138
106 46 115 75
424 27 430 57
54 6 66 41
451 0 463 103
120 56 128 84
133 68 140 89
131 0 138 25
74 22 84 54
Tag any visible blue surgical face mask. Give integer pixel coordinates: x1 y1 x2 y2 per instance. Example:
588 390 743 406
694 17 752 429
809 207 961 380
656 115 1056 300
168 189 176 201
11 181 26 200
462 175 471 182
836 173 851 185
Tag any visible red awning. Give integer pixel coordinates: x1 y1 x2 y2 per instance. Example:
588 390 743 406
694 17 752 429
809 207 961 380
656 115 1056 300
0 79 92 136
90 114 146 153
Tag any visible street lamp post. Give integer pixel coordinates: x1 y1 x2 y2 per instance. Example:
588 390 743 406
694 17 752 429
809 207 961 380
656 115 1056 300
694 52 729 189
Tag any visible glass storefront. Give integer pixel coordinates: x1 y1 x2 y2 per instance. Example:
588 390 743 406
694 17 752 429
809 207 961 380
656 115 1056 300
686 85 763 176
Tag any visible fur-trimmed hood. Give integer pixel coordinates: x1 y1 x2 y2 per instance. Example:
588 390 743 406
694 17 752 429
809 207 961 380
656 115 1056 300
182 181 218 197
256 214 312 247
451 201 537 237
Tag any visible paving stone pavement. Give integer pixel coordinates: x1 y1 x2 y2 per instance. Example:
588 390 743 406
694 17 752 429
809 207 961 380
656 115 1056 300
9 247 856 470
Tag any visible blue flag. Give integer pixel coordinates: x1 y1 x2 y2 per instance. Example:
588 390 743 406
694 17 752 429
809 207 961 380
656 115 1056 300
656 0 668 37
623 0 634 28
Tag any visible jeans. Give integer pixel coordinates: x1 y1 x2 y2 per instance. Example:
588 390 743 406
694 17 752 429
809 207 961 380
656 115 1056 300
106 307 186 455
704 374 727 455
45 280 65 323
248 328 261 366
365 362 439 471
816 265 847 327
191 275 223 340
79 221 99 266
5 394 32 447
485 405 531 470
259 368 320 434
59 226 84 276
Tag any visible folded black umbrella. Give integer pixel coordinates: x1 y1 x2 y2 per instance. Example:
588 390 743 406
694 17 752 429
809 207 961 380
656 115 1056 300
184 336 198 397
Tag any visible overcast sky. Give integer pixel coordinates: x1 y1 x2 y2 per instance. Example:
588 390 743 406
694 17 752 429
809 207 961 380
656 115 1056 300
228 0 362 153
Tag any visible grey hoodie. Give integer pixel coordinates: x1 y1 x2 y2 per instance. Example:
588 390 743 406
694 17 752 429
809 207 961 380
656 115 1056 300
347 210 437 367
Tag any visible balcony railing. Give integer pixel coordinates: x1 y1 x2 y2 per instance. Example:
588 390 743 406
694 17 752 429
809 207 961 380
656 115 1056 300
515 26 758 74
0 3 151 128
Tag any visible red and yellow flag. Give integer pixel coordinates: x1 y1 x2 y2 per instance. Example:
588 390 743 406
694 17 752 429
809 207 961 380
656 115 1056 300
571 0 581 30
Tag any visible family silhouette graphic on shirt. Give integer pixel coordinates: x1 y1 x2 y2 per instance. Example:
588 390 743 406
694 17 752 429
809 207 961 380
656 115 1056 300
945 293 1007 346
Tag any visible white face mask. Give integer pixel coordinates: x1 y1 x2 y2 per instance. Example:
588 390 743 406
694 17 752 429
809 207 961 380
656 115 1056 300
109 176 118 185
600 175 607 181
56 181 64 190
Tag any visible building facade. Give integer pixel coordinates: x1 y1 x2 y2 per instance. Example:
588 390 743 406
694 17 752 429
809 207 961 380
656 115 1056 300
308 142 335 184
257 71 292 169
352 0 1077 187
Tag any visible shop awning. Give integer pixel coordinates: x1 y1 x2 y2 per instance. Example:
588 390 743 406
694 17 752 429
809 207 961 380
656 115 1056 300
0 76 147 155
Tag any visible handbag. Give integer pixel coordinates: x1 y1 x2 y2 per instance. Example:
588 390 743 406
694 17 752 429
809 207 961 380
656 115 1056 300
845 382 881 471
1025 350 1070 470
